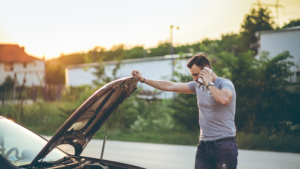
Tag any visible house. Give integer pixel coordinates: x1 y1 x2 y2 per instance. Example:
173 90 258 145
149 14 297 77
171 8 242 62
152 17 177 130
255 26 300 83
0 44 45 87
65 53 196 99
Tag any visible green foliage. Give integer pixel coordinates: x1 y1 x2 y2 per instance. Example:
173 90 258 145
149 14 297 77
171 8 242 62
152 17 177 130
48 52 86 67
145 42 171 57
171 71 198 131
174 42 201 54
200 33 242 55
46 62 65 84
92 60 121 87
110 89 175 131
104 44 126 61
0 102 67 134
236 132 300 153
84 46 106 63
282 18 300 28
0 75 14 90
125 46 144 59
214 50 299 134
94 128 199 145
2 102 299 152
92 64 110 86
62 85 94 103
240 7 274 53
218 33 242 55
130 98 175 132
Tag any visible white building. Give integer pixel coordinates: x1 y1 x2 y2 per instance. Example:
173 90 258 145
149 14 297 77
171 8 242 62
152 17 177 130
255 26 300 83
0 44 45 87
65 54 196 99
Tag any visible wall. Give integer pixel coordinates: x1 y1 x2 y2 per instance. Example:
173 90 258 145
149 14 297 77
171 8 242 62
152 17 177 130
0 60 45 86
258 29 300 82
66 57 192 99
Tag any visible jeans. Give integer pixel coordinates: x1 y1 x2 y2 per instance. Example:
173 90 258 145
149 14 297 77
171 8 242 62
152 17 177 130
195 139 238 169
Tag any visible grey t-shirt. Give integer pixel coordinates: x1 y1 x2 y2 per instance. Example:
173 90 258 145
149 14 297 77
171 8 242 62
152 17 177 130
188 77 236 141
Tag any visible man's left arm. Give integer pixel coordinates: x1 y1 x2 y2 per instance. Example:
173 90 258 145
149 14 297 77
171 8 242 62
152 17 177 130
208 86 233 106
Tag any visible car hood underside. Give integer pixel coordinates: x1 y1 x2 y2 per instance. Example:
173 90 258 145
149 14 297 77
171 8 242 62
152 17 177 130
30 77 139 167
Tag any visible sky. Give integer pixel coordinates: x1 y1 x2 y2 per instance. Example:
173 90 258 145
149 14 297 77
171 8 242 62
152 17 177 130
0 0 299 60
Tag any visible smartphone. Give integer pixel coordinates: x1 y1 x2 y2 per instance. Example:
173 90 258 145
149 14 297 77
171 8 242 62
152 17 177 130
198 67 212 84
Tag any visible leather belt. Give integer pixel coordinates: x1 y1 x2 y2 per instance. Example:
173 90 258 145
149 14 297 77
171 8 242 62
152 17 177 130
200 136 235 144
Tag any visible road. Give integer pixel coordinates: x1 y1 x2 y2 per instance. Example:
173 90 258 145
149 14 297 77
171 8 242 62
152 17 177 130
44 137 300 169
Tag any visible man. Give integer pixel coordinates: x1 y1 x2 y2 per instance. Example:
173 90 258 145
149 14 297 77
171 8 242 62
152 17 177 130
132 54 238 169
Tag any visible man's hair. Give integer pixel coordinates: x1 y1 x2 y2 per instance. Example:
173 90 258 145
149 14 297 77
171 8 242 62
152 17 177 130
187 54 212 69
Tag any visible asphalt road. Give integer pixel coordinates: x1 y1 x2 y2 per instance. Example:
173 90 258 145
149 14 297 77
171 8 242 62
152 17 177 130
44 137 300 169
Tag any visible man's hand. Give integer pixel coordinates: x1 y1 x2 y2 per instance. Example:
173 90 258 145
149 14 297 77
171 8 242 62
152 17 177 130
131 70 144 82
199 69 213 87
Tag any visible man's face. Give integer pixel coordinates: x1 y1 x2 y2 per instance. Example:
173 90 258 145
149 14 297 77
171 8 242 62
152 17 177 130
189 64 202 82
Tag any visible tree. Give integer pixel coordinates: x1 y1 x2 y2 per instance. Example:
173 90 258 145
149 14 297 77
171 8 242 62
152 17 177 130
92 60 121 87
45 62 65 84
171 71 199 131
147 42 171 57
0 75 14 89
215 51 299 134
199 33 242 56
174 42 201 54
125 46 144 59
104 44 126 61
218 33 242 55
84 46 106 63
240 7 275 53
282 18 300 28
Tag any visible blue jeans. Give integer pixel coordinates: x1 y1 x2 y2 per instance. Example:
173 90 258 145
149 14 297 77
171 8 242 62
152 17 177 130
195 139 238 169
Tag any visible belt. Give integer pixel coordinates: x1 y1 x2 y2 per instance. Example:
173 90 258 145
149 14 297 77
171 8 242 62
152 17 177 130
200 136 235 144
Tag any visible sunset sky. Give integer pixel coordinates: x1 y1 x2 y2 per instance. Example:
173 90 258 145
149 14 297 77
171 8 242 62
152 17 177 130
1 0 299 60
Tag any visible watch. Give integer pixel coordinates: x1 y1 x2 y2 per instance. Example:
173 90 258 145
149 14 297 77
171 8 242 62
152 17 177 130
207 82 215 90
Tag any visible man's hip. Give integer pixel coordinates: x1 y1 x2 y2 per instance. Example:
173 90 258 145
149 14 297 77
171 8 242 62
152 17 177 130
195 137 238 169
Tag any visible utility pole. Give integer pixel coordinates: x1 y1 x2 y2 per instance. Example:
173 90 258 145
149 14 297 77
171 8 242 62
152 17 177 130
43 55 47 101
93 48 96 62
170 25 179 99
13 73 16 104
252 0 284 27
170 25 180 81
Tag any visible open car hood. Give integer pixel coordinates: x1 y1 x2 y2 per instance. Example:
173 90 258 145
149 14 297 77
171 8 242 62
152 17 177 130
30 77 138 166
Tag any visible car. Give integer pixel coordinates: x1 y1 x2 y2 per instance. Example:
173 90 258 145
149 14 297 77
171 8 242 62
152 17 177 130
0 77 145 169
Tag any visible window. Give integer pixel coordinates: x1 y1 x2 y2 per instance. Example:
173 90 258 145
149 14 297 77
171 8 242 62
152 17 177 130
23 62 27 68
0 119 66 166
297 71 300 82
4 63 14 71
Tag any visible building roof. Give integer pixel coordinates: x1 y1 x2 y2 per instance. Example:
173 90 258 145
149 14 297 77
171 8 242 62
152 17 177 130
0 44 42 63
65 52 197 69
255 26 300 37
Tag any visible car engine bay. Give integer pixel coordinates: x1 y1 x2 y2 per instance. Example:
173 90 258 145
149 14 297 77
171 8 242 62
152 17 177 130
20 156 143 169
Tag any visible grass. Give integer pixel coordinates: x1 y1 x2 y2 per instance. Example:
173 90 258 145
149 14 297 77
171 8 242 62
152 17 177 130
93 128 200 145
236 132 300 153
1 102 300 153
33 126 300 153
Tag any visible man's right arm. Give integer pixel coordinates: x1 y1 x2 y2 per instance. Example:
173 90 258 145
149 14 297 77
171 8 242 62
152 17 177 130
132 70 194 94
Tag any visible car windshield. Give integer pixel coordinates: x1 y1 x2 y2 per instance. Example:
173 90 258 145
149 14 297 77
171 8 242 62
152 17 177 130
0 118 67 167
